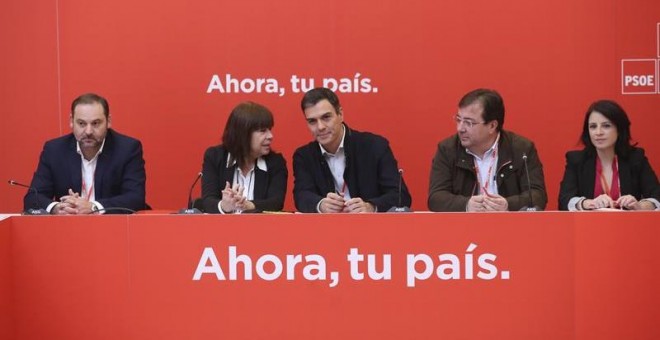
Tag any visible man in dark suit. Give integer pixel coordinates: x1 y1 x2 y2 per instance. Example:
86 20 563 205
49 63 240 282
293 88 411 213
24 93 146 214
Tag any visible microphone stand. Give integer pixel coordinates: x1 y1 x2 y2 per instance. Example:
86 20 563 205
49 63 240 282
7 180 49 215
178 172 204 214
519 154 541 212
387 169 411 213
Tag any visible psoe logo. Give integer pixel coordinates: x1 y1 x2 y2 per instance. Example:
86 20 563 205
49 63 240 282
621 59 657 94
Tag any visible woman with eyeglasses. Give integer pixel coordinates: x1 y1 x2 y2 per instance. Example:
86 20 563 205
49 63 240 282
201 101 288 213
559 100 659 210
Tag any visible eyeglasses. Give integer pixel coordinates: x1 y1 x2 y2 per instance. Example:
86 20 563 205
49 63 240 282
453 115 486 129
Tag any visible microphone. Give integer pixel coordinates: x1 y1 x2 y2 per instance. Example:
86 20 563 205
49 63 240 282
519 154 541 211
387 169 411 213
7 180 49 215
178 172 204 214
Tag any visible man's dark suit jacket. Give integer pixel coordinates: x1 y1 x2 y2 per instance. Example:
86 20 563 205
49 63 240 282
558 147 660 210
24 129 147 213
293 124 411 212
201 145 288 213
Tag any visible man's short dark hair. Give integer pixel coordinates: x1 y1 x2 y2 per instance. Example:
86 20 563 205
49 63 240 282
301 88 342 114
458 89 505 132
71 93 110 119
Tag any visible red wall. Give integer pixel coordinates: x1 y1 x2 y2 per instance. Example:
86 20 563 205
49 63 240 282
1 0 659 212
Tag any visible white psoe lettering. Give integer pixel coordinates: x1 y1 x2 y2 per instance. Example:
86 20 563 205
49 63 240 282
624 75 655 87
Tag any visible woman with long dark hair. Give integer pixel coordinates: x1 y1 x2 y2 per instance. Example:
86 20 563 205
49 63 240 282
559 100 659 210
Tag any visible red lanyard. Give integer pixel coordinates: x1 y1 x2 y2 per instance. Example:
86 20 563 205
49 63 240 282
474 147 498 195
595 156 619 199
81 169 95 201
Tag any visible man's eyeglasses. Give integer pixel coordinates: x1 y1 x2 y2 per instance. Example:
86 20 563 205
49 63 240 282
453 115 486 129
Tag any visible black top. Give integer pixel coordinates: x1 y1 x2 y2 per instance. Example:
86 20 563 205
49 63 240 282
558 147 660 210
201 145 288 213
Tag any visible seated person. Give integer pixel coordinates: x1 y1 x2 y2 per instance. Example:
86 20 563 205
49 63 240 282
24 93 147 214
559 100 659 210
428 88 547 212
293 88 411 213
201 102 287 213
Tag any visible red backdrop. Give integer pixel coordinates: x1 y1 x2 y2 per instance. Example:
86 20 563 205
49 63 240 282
1 0 659 211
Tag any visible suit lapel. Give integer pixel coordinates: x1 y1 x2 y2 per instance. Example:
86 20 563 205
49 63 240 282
223 158 235 187
315 147 334 194
95 152 109 199
94 132 114 199
617 157 632 195
343 126 357 196
253 168 266 199
496 133 513 173
582 153 596 198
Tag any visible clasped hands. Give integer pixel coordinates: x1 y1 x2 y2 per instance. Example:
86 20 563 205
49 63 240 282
220 182 255 213
319 192 375 213
52 189 95 215
582 194 651 210
467 192 509 212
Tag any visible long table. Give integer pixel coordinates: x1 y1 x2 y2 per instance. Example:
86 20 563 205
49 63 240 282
1 212 658 339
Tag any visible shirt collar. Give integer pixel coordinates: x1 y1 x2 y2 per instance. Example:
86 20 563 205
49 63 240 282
76 138 106 161
319 124 346 156
225 153 267 171
466 132 500 160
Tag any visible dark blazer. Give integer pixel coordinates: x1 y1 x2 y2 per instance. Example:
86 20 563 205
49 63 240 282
558 147 660 210
428 130 548 212
293 124 411 213
201 145 288 213
24 129 147 213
